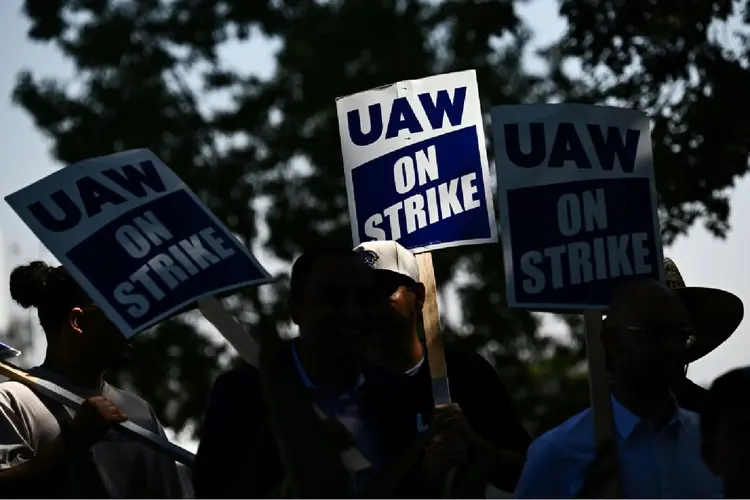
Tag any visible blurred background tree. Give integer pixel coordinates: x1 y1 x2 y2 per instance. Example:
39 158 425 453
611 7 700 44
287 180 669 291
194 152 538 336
9 0 750 439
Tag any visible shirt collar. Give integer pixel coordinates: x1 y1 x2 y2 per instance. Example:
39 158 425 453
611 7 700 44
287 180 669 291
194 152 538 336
611 393 683 439
403 341 427 377
291 343 365 393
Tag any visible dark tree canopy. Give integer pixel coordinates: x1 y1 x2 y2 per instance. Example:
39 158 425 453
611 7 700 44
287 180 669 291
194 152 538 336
12 0 750 438
557 0 750 241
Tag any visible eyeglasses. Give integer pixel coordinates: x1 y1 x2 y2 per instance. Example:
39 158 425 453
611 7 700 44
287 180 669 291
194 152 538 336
623 326 697 349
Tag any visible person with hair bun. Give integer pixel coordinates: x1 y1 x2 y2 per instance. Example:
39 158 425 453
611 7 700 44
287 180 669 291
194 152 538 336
0 261 189 498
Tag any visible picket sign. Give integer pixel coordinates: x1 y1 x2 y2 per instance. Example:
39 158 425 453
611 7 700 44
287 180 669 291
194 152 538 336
336 70 501 497
4 149 275 340
491 104 663 498
0 342 195 467
0 343 195 467
336 69 497 408
340 70 470 403
0 346 196 467
0 357 195 466
1 149 274 468
196 297 371 474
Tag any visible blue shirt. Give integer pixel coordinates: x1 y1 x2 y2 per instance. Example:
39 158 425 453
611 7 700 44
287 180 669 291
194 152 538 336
291 346 381 494
514 396 723 499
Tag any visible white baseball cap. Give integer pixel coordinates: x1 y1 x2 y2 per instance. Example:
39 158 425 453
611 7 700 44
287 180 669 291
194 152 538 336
353 240 420 283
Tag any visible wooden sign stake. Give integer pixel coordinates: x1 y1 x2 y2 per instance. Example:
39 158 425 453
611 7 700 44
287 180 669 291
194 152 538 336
416 253 459 497
417 253 451 406
582 311 621 498
0 359 195 466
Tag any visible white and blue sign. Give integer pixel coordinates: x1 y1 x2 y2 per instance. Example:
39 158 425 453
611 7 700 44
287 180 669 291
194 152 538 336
491 104 665 310
5 149 273 337
336 70 497 252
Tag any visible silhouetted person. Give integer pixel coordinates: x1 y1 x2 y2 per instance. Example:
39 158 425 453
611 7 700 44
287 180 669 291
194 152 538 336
0 261 187 498
515 279 723 498
355 241 532 496
701 367 750 498
663 257 744 414
193 247 379 498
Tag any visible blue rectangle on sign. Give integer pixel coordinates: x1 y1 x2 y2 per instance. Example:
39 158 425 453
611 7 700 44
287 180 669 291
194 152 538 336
506 178 660 308
66 190 268 331
351 126 492 250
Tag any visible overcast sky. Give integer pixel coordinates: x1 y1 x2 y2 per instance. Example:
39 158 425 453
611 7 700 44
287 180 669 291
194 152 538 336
1 0 749 447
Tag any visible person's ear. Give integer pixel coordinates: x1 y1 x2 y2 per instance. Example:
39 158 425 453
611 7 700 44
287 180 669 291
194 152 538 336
414 283 426 311
68 307 85 335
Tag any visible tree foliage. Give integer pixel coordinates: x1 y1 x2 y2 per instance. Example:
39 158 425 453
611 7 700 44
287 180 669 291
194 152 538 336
12 0 750 439
557 0 750 241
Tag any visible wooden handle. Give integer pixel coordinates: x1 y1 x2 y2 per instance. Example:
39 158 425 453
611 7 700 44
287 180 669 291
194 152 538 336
583 311 621 498
198 297 260 366
0 361 195 466
416 252 455 497
416 253 451 406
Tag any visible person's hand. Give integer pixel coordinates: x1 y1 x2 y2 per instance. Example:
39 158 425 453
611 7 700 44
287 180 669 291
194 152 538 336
431 403 485 450
422 431 468 482
68 396 128 449
577 439 620 498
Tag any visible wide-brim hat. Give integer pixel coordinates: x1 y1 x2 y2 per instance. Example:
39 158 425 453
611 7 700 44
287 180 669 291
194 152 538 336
665 258 744 363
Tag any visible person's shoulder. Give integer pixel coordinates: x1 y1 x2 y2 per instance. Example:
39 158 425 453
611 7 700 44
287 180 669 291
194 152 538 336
214 361 262 392
533 406 595 451
206 362 265 410
201 362 266 434
517 410 593 498
0 380 40 406
0 373 56 415
442 344 510 402
444 343 494 372
0 380 56 428
519 422 572 483
444 342 484 360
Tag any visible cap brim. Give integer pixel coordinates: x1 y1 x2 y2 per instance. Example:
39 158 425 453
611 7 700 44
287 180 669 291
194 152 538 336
676 287 744 363
371 268 418 285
